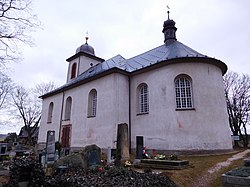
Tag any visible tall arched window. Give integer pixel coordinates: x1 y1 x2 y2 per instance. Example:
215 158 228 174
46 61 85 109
88 89 97 117
137 83 149 114
47 102 54 123
64 96 72 120
71 63 77 79
175 75 193 109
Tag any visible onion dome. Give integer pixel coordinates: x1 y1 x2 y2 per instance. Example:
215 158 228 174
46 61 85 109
76 36 95 56
162 11 177 43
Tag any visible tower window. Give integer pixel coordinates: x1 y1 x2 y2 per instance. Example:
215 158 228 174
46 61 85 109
71 63 77 79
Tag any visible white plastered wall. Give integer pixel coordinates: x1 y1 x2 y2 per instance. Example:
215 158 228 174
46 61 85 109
130 62 232 150
38 93 64 145
38 73 129 150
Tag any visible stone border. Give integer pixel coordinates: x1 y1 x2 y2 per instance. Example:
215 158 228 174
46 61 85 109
221 174 250 187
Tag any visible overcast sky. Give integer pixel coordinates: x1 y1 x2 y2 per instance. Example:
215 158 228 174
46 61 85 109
8 0 250 87
2 0 250 133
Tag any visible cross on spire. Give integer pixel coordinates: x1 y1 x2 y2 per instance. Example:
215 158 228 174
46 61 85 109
162 5 177 44
166 5 170 19
85 31 89 44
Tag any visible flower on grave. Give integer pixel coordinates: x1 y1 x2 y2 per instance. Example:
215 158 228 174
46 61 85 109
98 167 104 171
125 160 132 167
153 154 167 160
169 154 178 160
143 146 151 159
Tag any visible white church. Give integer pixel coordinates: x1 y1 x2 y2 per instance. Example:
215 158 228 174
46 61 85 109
37 13 232 155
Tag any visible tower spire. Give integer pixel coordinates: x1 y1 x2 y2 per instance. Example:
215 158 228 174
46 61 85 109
75 31 95 55
162 7 177 44
85 31 89 44
166 5 170 19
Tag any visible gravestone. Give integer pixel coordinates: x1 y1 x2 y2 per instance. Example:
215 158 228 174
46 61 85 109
244 157 250 167
54 144 101 170
53 152 84 169
221 156 250 186
115 123 129 166
136 136 144 159
107 147 111 163
88 149 98 166
81 144 101 169
1 146 6 154
45 130 55 164
111 149 116 159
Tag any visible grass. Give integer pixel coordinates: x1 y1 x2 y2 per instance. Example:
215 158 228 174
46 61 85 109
162 150 249 187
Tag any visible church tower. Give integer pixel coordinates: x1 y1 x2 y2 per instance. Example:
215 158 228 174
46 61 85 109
65 36 104 83
162 11 177 44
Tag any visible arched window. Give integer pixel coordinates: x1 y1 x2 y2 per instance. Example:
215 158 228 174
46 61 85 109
138 83 149 114
64 96 72 120
88 89 97 117
175 75 193 109
47 102 54 123
70 63 77 79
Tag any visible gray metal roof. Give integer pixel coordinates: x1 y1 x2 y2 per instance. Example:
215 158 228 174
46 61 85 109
71 54 126 82
41 40 220 98
44 54 127 95
125 40 206 72
73 40 206 75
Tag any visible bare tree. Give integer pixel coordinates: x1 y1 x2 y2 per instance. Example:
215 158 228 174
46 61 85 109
0 0 40 65
224 71 250 147
32 81 57 97
0 71 12 110
11 82 56 145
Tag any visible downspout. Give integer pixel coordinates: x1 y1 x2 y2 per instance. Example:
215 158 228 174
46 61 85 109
128 76 131 153
58 91 65 142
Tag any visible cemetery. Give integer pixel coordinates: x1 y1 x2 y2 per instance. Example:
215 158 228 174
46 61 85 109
1 143 250 186
0 123 249 186
0 143 179 187
0 124 181 186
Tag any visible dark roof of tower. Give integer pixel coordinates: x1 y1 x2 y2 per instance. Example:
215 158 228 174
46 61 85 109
163 18 176 30
76 36 95 56
76 43 95 56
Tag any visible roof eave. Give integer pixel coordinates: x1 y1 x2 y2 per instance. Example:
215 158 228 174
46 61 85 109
131 57 227 76
40 57 227 99
40 67 129 99
66 51 105 62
